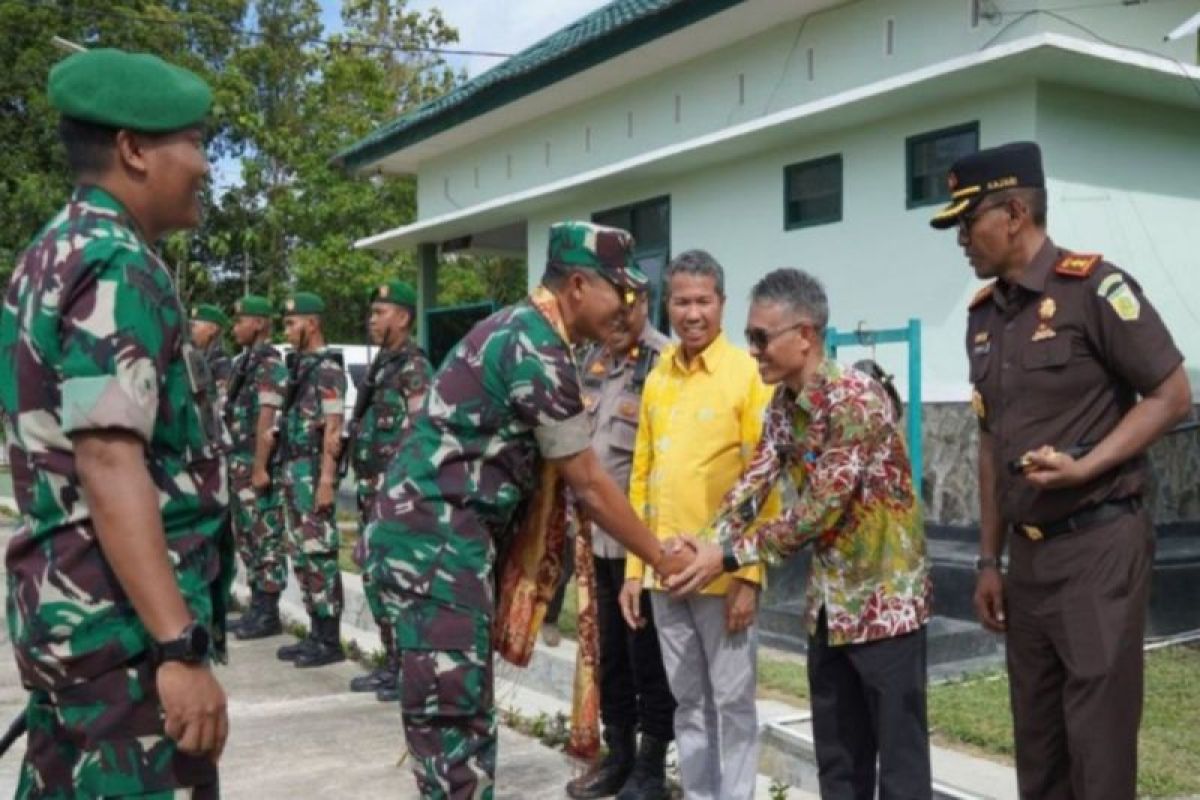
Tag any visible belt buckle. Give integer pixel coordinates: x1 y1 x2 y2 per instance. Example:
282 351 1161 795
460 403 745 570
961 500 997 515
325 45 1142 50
1021 524 1044 541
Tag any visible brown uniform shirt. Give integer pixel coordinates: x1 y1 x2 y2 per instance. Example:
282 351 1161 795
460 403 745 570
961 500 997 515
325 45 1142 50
966 237 1182 525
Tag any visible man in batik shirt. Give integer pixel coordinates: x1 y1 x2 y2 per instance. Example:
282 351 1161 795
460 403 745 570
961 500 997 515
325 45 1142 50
671 268 932 800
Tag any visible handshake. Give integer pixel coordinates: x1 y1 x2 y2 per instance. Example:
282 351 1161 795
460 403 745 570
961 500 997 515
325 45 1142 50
652 535 731 597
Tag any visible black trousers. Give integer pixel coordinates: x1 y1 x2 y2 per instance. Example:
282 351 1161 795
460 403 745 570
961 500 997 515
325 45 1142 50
808 609 931 800
594 556 676 740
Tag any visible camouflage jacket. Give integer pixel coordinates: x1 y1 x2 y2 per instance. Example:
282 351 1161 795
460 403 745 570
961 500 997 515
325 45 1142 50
350 340 433 480
203 340 232 398
0 185 229 691
225 342 286 464
283 348 345 461
368 288 591 629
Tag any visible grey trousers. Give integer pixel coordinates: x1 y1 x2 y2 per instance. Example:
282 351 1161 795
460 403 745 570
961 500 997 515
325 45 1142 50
650 591 759 800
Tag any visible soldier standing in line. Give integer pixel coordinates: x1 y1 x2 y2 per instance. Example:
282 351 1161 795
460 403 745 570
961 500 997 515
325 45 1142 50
273 292 348 668
225 294 290 640
190 303 233 407
0 48 230 796
365 221 692 798
931 142 1191 799
345 280 433 701
565 290 676 800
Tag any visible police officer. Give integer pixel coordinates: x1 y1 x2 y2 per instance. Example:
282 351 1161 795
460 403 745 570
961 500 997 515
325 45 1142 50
931 141 1191 799
0 48 230 796
346 281 433 700
274 292 348 668
226 294 290 640
566 291 675 800
365 222 691 797
190 303 233 408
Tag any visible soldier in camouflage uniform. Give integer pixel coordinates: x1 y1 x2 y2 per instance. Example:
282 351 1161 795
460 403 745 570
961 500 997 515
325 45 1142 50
346 280 433 700
0 48 231 798
365 222 691 799
274 292 348 668
225 294 290 640
190 303 232 411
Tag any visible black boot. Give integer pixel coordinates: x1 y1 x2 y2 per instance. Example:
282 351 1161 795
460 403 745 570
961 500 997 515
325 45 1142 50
373 636 401 702
565 726 636 799
276 616 318 661
615 735 670 800
230 589 263 636
236 591 282 640
350 623 397 692
293 616 346 668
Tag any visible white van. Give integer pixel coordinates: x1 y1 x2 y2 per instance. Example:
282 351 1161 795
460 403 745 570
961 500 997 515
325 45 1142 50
273 343 377 419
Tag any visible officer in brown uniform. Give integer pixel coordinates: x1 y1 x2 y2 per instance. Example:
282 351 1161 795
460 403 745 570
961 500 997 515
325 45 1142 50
931 141 1192 800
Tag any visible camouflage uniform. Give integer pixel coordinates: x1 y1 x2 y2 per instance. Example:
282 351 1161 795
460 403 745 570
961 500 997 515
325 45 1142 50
225 342 289 597
281 349 346 623
366 221 645 798
203 340 232 409
0 184 230 798
350 339 432 693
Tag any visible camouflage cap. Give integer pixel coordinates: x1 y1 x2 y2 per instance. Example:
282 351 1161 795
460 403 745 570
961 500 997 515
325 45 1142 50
372 281 417 308
234 294 272 318
49 48 212 133
191 303 229 328
547 221 647 290
282 292 324 316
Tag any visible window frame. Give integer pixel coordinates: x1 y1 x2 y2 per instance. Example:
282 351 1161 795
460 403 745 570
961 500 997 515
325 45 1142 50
905 121 980 209
783 153 844 231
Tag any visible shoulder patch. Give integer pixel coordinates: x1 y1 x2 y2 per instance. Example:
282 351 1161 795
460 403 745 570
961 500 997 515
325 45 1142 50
968 282 996 310
1055 253 1102 278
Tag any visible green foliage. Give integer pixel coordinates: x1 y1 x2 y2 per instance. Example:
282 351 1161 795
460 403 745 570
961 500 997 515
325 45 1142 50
2 1 527 342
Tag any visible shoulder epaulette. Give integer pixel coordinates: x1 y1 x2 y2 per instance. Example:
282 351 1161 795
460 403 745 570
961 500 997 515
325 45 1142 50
1055 252 1102 278
968 282 996 310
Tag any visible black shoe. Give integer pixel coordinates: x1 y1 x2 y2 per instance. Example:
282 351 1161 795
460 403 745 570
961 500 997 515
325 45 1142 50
615 735 670 800
349 666 392 693
230 590 263 636
293 617 345 668
276 635 316 662
374 682 399 702
566 727 636 799
236 592 282 640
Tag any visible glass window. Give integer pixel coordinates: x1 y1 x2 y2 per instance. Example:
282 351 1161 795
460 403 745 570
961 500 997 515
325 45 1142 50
906 122 979 208
784 154 843 230
593 196 671 332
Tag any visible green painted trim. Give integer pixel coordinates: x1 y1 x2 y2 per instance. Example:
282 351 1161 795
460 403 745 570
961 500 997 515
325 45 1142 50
783 153 843 230
336 0 747 172
904 120 979 210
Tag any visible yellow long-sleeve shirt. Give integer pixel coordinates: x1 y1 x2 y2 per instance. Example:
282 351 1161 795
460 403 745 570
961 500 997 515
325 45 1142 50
626 332 777 594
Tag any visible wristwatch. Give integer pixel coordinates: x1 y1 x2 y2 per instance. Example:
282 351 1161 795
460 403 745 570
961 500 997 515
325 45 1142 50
150 621 211 666
722 544 741 574
975 556 1003 572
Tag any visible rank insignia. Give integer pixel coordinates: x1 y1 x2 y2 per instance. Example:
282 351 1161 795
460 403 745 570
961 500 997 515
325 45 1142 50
590 360 606 375
1038 297 1056 321
1055 253 1101 277
1097 273 1140 322
972 331 990 355
971 389 986 420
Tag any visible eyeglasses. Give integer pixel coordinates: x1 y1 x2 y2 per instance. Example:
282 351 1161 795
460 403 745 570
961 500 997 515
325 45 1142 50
744 320 813 351
957 200 1009 234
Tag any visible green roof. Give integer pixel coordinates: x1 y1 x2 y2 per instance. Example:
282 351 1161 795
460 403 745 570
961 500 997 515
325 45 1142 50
335 0 745 172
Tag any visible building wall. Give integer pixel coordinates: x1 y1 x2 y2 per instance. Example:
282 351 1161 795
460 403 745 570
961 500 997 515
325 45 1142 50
413 0 1196 220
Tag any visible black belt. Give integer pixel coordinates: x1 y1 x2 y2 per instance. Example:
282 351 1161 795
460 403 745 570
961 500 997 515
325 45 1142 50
1015 497 1142 542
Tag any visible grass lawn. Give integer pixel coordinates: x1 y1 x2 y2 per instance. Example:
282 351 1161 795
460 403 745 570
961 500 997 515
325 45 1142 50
557 581 1199 796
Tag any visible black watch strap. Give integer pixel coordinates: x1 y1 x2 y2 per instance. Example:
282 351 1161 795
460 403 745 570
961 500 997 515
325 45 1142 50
151 622 210 666
722 544 741 574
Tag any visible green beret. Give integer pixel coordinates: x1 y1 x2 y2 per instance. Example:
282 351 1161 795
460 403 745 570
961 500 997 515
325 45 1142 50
372 281 417 308
49 48 212 133
547 221 647 290
234 295 272 318
282 292 324 316
190 303 229 328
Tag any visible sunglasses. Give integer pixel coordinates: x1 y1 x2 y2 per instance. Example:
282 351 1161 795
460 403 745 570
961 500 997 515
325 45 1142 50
957 200 1010 234
744 320 813 351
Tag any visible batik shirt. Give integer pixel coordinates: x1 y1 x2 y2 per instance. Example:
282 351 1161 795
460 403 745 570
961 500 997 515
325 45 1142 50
0 185 229 690
708 359 930 646
366 287 590 649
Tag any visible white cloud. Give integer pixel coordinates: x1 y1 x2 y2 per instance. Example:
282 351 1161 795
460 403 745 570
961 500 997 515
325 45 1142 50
409 0 612 77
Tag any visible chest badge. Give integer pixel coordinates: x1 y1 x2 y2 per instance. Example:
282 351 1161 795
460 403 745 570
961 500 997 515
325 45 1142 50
972 331 990 355
971 388 986 420
1031 297 1057 342
589 360 607 376
619 399 639 418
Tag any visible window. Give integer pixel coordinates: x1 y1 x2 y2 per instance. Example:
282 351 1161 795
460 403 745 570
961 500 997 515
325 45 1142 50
885 18 895 56
594 196 671 332
784 155 843 229
906 122 979 208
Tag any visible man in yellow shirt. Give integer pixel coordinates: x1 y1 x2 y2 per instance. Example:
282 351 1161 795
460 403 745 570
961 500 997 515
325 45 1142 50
619 250 775 800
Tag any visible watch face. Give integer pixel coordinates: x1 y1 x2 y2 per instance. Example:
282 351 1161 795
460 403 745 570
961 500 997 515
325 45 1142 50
187 624 211 659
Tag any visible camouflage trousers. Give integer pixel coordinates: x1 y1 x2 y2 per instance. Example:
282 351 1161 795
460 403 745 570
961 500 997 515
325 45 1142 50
381 587 497 799
17 656 219 799
229 458 287 594
355 475 388 628
282 457 342 619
